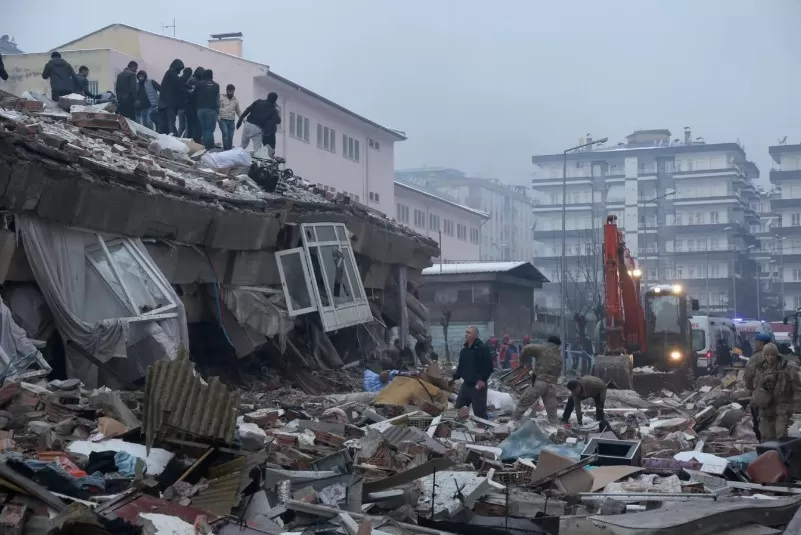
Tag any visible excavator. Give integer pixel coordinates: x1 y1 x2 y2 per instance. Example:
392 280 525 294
593 215 700 391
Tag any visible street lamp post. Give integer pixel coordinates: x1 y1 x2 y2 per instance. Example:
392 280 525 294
641 189 676 283
560 137 608 343
747 244 760 319
777 236 787 315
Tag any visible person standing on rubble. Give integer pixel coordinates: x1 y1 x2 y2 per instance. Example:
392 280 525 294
745 332 772 441
218 84 241 151
450 326 494 419
114 61 139 121
195 69 220 150
75 66 99 99
562 376 607 427
237 92 282 157
158 59 192 136
42 52 78 101
183 67 205 142
512 336 563 422
136 71 160 130
750 342 801 441
0 53 7 81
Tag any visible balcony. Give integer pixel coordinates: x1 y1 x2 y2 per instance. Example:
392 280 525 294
770 169 801 184
773 225 801 237
771 197 801 209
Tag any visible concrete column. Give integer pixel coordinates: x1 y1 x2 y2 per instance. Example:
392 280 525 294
396 264 410 361
623 157 639 255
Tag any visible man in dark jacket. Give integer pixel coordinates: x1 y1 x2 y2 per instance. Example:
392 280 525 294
158 59 191 135
195 69 220 150
0 53 7 81
237 92 281 156
136 70 160 130
183 67 205 142
114 61 139 120
42 52 77 101
451 326 494 418
75 66 98 99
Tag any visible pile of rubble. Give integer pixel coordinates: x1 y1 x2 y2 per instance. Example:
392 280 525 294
0 352 799 535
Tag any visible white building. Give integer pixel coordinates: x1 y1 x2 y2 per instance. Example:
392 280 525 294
531 128 763 319
395 168 534 262
393 182 488 262
1 24 404 216
768 142 801 314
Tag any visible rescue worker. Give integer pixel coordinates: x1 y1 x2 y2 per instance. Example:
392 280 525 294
750 342 801 442
512 335 562 422
745 332 772 441
562 375 607 426
451 326 494 419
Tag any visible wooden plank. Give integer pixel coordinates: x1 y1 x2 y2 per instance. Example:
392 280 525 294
338 512 360 535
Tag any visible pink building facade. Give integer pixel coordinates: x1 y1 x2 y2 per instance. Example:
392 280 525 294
394 182 488 262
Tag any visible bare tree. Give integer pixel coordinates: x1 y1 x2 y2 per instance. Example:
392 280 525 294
554 227 604 351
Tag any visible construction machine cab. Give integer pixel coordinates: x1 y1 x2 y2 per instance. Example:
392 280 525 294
642 285 697 369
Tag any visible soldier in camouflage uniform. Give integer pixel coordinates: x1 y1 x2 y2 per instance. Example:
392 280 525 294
751 342 801 442
744 333 774 441
512 335 562 422
562 375 607 426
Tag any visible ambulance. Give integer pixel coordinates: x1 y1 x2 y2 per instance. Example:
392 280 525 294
733 319 774 357
691 315 737 373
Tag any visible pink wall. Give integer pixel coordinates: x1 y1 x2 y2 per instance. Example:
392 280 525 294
259 76 401 217
394 184 486 262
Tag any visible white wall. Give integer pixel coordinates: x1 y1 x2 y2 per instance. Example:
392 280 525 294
394 185 484 262
262 76 400 217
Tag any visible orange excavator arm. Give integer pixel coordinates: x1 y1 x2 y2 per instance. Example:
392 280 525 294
603 215 646 355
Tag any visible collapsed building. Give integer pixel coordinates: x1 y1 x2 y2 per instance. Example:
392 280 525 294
0 92 437 389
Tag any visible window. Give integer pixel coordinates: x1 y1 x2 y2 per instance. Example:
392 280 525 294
711 264 720 277
85 236 179 321
792 214 801 227
710 238 720 250
429 213 440 231
457 224 467 241
688 266 696 278
794 269 801 282
368 192 380 203
276 223 371 331
316 124 336 152
676 266 684 278
469 228 479 244
710 211 719 224
342 134 360 162
289 112 310 142
368 139 381 151
87 80 99 96
413 209 425 228
443 219 454 236
396 203 409 223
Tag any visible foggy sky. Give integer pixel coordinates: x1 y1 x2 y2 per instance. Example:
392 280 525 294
5 0 801 186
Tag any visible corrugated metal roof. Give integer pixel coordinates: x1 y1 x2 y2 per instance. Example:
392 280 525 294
143 352 240 453
190 472 242 517
422 262 528 275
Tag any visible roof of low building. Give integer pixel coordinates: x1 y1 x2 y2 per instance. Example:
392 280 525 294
422 261 548 282
0 36 23 55
394 181 489 219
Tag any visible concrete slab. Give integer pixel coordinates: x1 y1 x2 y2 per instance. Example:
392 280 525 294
417 471 489 520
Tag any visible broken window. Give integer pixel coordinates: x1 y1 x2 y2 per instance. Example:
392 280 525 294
85 236 178 322
276 223 371 331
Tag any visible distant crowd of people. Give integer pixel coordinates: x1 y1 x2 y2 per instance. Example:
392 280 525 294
39 52 282 154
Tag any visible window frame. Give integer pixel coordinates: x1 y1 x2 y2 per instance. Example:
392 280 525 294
275 248 318 317
84 235 179 322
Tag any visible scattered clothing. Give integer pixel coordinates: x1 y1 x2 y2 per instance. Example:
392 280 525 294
42 56 77 99
363 369 398 392
85 450 117 474
114 450 144 477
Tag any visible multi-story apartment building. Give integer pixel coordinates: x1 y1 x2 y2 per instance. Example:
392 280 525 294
393 182 488 262
769 143 801 314
395 168 534 262
0 24 403 216
531 128 762 318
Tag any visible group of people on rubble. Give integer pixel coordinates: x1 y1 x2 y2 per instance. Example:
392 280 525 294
38 52 282 155
451 325 801 444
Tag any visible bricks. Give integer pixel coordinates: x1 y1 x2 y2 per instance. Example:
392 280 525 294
0 503 26 535
313 429 346 447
